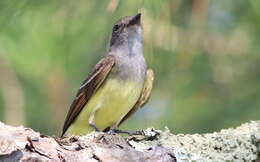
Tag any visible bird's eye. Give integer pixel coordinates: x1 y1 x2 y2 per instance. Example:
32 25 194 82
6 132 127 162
113 24 120 32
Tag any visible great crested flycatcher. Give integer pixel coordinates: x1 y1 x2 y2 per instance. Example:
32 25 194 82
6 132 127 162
61 13 154 137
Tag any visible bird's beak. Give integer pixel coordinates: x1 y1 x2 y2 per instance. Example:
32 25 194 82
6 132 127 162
127 13 141 26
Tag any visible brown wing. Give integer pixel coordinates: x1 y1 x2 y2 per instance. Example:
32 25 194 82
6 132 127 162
61 55 115 136
118 69 154 126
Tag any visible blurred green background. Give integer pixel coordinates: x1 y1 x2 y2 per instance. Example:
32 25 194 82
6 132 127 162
0 0 259 136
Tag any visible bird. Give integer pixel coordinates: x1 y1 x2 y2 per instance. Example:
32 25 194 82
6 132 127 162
61 13 154 137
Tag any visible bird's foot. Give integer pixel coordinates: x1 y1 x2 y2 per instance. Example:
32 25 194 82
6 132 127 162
103 127 116 135
109 129 145 136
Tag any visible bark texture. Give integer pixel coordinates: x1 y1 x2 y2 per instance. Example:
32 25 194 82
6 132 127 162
0 121 259 162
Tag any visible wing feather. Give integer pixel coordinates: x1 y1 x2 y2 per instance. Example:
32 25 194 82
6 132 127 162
61 55 115 136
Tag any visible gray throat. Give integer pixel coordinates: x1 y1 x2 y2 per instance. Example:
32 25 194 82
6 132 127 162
108 41 147 82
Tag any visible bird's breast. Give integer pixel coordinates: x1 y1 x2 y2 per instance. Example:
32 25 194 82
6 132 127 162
112 54 147 82
65 77 144 135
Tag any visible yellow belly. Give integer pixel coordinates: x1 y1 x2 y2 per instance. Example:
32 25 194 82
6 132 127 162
65 78 143 136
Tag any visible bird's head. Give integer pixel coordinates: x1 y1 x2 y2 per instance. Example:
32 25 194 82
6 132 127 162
110 13 142 49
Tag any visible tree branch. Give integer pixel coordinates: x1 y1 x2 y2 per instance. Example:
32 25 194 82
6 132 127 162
0 121 259 161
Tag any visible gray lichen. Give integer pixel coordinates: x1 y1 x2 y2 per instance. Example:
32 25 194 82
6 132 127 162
128 121 260 162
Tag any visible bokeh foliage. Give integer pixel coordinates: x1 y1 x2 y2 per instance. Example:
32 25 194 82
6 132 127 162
0 0 259 135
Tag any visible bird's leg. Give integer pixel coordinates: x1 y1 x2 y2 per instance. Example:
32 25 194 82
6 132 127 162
89 123 100 132
88 111 100 132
